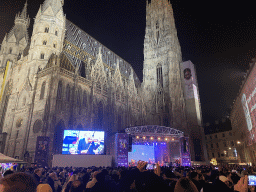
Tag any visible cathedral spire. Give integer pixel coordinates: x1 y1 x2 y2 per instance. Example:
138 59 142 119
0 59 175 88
42 0 64 15
15 0 30 27
20 0 28 19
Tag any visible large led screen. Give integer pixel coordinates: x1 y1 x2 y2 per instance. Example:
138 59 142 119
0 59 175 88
62 130 104 155
128 145 155 163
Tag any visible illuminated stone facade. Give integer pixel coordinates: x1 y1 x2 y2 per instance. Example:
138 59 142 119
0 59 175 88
0 0 206 162
230 59 256 165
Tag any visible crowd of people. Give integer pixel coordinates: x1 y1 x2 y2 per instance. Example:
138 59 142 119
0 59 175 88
0 162 255 192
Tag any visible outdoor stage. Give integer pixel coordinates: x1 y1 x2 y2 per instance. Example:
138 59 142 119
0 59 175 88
113 125 191 167
43 126 191 168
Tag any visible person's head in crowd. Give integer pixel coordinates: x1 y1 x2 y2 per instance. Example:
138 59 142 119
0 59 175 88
3 170 13 178
0 172 37 192
95 172 105 183
49 172 59 182
231 172 240 185
34 168 42 177
162 169 177 180
67 174 76 183
36 184 53 192
69 180 84 192
189 172 199 181
219 175 232 188
174 177 199 192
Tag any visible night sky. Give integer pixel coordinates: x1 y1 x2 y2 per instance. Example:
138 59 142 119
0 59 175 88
1 0 255 124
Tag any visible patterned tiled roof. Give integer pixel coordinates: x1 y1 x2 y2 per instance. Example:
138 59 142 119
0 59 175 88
63 19 141 86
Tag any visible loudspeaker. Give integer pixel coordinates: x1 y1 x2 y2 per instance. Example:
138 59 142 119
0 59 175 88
128 135 132 152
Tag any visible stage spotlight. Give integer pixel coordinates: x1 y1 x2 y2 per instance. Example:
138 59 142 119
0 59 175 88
172 138 175 141
143 136 146 139
158 137 161 140
165 138 168 141
136 136 139 139
150 137 154 140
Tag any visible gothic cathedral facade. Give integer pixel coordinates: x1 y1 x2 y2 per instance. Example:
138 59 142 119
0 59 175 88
0 0 207 162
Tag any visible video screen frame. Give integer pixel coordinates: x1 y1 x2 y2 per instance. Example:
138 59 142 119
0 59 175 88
62 130 105 155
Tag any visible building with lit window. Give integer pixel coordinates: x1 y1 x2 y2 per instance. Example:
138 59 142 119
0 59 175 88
204 118 241 164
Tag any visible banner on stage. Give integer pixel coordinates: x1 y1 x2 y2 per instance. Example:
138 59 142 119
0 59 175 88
180 137 191 166
34 136 50 167
115 133 129 167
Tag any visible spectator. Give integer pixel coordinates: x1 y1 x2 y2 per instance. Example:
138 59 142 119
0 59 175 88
0 172 37 192
34 168 43 185
86 171 99 189
47 172 62 192
3 170 13 178
174 177 199 192
69 180 84 192
37 184 53 192
189 172 202 191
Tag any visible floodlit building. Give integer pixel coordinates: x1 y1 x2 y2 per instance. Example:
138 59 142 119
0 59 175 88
0 0 207 165
230 59 256 165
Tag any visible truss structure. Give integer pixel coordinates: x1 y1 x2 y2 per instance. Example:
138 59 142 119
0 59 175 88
125 125 184 137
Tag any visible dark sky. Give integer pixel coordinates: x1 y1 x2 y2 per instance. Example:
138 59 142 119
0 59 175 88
1 0 255 124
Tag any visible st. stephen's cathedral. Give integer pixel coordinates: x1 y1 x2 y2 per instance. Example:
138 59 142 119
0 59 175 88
0 0 207 163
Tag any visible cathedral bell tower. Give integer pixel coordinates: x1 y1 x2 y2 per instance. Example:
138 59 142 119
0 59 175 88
143 0 187 133
29 0 65 69
0 1 30 67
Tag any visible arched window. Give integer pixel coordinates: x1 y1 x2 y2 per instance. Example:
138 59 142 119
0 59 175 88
96 81 101 93
43 41 47 45
156 21 159 29
66 84 70 101
55 30 58 36
103 83 108 95
77 88 81 106
40 53 45 59
45 27 49 33
116 88 120 101
17 52 22 60
53 43 57 48
40 81 46 100
57 81 63 99
156 64 163 87
23 97 26 106
83 91 87 107
121 92 125 103
156 21 160 43
9 48 12 54
33 119 43 134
